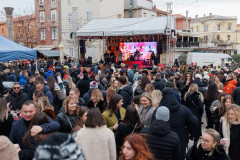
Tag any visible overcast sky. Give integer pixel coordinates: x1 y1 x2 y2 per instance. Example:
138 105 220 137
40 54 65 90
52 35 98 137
153 0 240 23
0 0 239 23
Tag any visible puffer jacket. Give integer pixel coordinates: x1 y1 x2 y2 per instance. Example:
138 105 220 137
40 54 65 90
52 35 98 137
223 79 237 95
141 120 180 160
151 87 198 160
118 85 133 109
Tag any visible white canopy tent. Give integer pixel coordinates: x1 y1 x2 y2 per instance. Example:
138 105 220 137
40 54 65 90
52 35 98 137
76 17 175 37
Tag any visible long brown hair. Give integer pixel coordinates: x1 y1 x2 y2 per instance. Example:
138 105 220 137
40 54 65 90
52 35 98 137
119 133 153 160
218 95 233 116
0 98 8 122
71 107 89 133
63 96 79 114
23 112 50 146
107 94 123 117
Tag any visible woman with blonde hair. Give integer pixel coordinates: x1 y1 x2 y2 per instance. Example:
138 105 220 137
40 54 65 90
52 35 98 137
219 104 240 160
56 96 79 133
145 83 154 96
65 75 76 89
38 96 56 120
187 129 230 160
151 90 162 108
184 83 204 139
87 89 106 113
0 98 14 137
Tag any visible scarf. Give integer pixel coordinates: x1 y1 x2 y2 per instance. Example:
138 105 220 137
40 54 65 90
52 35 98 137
222 119 240 154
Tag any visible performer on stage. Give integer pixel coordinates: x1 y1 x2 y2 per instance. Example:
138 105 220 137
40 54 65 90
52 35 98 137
150 51 156 66
110 50 115 63
134 49 140 61
118 51 123 65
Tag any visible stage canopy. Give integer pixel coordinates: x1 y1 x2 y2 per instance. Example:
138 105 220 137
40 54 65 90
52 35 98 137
76 17 175 37
0 35 37 62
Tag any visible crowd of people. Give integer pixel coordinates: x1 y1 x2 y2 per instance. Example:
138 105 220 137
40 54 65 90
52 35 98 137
0 58 240 160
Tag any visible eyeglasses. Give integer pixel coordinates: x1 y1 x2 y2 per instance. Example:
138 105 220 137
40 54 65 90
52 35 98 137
13 87 20 89
199 136 210 144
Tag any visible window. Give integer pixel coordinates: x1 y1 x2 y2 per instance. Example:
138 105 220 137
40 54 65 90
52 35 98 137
68 13 72 22
27 24 30 32
217 35 220 41
228 24 231 31
196 26 199 32
87 11 91 20
228 35 231 41
39 0 44 5
143 12 147 17
217 24 221 31
51 0 56 3
68 0 72 4
204 36 208 42
204 25 208 32
41 29 45 40
2 27 4 35
51 10 57 21
86 0 91 2
40 12 45 22
18 26 21 33
52 28 57 39
69 47 74 57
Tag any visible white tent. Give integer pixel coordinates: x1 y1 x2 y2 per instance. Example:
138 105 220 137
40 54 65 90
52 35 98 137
76 17 175 37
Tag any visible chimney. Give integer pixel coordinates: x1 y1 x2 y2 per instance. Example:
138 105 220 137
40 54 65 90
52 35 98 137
209 13 212 16
195 15 198 18
4 7 14 41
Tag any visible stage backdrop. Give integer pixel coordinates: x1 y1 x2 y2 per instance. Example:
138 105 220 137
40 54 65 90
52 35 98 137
120 42 157 61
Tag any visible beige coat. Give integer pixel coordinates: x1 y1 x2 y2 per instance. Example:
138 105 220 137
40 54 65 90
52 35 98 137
75 126 116 160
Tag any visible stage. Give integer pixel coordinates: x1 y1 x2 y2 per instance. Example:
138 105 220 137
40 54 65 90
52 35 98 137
122 60 152 69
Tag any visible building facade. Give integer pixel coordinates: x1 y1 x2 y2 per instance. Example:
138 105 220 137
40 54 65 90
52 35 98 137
0 14 38 48
35 0 61 49
191 13 238 54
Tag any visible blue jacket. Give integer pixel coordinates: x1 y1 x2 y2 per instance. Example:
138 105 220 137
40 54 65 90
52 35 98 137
45 70 54 81
43 85 53 106
6 72 17 82
9 116 60 149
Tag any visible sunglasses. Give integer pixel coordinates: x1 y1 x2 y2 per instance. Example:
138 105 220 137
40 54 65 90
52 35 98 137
14 87 20 89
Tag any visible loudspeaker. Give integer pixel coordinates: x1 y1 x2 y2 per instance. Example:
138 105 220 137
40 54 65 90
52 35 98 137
87 57 92 65
80 40 86 54
157 39 163 54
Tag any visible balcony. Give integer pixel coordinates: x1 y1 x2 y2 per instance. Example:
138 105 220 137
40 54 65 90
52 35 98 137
176 41 199 48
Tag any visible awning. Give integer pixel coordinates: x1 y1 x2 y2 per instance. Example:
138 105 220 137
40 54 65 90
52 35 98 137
178 32 202 38
38 50 68 57
76 17 175 37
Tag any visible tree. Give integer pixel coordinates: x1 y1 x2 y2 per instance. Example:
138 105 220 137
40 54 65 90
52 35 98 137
231 55 240 63
178 53 187 65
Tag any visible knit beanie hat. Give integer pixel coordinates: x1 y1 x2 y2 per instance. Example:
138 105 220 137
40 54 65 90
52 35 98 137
155 106 170 121
141 92 152 102
33 133 85 160
165 81 173 88
0 136 19 160
90 81 98 89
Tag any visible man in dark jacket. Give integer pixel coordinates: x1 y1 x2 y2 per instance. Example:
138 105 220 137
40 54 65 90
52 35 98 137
77 73 90 97
69 88 85 107
35 81 53 105
118 76 133 109
6 70 17 82
153 73 165 91
6 83 29 110
9 101 60 149
142 106 180 160
231 87 240 105
151 87 198 160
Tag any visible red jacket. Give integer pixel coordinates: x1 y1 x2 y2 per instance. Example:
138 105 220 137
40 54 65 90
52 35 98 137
223 79 237 95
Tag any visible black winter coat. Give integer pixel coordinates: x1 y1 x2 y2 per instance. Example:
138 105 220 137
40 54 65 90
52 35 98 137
186 143 230 160
6 90 29 110
141 120 180 160
115 123 143 146
0 114 14 137
184 92 204 119
56 112 77 133
231 87 240 106
153 79 165 91
83 88 106 105
151 88 198 160
118 85 133 109
86 100 106 113
212 108 224 130
180 80 191 103
77 78 90 97
219 123 240 160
